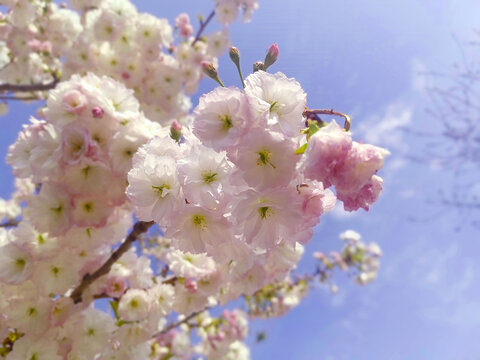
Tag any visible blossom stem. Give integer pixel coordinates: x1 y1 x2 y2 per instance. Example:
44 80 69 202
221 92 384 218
303 108 352 131
70 220 154 304
191 10 216 46
236 65 245 88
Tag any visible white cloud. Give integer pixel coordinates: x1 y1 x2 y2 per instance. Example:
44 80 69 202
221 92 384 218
411 58 429 92
329 202 358 220
356 101 413 150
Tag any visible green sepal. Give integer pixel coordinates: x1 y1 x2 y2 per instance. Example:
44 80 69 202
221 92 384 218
308 121 322 136
295 143 308 155
109 300 120 320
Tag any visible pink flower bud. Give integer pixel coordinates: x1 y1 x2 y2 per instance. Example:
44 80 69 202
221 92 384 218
175 13 190 27
121 72 130 80
201 61 225 87
180 24 194 38
91 106 104 118
185 278 198 293
170 120 182 142
264 43 279 70
201 61 218 79
229 46 241 66
171 120 182 132
267 43 279 60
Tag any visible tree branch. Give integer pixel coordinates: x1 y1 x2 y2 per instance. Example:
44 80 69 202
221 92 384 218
0 74 59 94
0 95 44 101
154 308 208 337
304 108 352 131
162 276 178 285
0 219 19 228
191 10 215 46
70 220 154 304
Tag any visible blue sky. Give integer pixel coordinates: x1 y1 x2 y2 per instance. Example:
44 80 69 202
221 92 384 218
1 0 480 359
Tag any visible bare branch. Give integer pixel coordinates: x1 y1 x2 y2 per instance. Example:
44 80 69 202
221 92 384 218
162 276 178 285
191 10 215 47
70 220 154 304
0 74 59 94
0 219 19 228
154 308 208 337
0 95 44 101
304 108 352 131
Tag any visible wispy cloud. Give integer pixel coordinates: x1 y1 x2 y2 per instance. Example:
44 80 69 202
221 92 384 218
356 101 413 151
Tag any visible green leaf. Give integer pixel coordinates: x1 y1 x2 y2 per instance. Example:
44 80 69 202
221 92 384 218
295 143 308 155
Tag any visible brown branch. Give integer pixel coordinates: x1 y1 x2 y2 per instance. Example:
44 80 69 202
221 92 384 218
0 74 59 94
70 220 154 304
154 308 208 337
162 276 178 285
0 219 19 228
304 109 352 131
0 95 44 101
191 10 215 46
92 293 114 300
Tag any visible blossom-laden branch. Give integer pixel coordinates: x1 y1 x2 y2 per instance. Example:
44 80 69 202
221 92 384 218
0 73 60 95
191 10 216 46
304 108 352 131
70 220 154 304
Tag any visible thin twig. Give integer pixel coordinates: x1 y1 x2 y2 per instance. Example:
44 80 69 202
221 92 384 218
303 109 352 131
0 219 19 228
191 10 215 46
154 308 208 337
0 74 59 93
70 221 154 304
162 276 178 285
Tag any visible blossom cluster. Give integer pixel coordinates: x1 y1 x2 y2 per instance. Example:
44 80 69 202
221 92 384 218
127 69 388 299
0 64 387 357
0 0 80 88
1 71 255 360
314 230 382 290
0 1 389 358
0 0 258 123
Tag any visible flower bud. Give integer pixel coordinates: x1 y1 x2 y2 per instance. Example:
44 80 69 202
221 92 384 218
91 106 104 118
201 61 225 87
229 46 241 67
229 46 246 88
202 61 219 79
264 43 279 70
170 120 182 142
185 278 198 293
253 61 264 72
